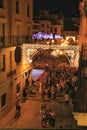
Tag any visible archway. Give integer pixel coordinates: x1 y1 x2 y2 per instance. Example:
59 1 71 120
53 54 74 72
22 43 79 68
32 49 70 69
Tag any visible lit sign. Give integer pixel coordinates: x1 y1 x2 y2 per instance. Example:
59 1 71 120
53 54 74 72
32 32 63 40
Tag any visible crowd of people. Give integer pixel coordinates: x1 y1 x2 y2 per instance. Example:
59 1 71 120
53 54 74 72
40 66 78 104
14 66 78 128
38 66 78 128
40 101 56 128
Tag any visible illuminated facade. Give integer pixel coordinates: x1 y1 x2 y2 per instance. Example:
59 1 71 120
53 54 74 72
73 0 87 127
0 0 33 119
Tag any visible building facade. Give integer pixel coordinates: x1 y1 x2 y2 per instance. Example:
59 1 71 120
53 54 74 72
0 0 33 119
73 0 87 127
33 10 64 44
0 0 81 122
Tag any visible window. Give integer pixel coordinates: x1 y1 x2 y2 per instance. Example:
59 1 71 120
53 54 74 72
0 55 5 71
0 23 5 47
16 83 21 95
16 25 20 36
47 24 49 28
16 0 19 14
27 26 30 41
27 4 30 17
41 24 44 27
16 25 20 43
1 93 7 108
51 27 52 32
41 31 44 33
33 25 38 29
54 28 57 32
0 0 4 8
27 26 30 35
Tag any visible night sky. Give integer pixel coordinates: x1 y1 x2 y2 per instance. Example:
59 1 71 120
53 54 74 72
33 0 81 17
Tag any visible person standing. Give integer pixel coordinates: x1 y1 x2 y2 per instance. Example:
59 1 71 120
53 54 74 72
47 87 51 99
41 85 45 99
16 98 19 109
64 93 70 107
15 98 21 118
23 88 27 101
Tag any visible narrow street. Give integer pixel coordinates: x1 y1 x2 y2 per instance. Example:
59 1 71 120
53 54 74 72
0 91 77 129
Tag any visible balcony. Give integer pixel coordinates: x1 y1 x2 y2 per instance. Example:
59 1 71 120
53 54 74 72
0 35 32 48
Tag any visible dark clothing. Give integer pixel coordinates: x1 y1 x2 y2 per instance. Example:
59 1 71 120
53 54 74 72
23 89 27 97
15 105 21 118
49 116 56 127
47 89 51 98
16 105 21 114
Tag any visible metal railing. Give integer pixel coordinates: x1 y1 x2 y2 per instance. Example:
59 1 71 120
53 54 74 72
0 35 79 49
0 36 33 48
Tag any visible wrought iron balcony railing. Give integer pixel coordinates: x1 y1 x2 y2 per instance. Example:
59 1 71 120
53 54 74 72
0 35 33 48
0 35 79 49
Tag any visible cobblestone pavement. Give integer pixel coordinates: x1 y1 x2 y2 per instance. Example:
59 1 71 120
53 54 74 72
0 92 77 129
